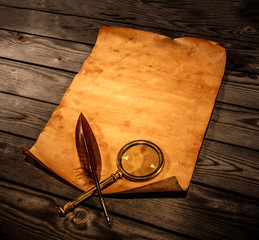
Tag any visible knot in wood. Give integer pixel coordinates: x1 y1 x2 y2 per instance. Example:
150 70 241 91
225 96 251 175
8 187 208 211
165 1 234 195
55 57 63 62
242 26 257 35
16 34 25 42
72 210 90 225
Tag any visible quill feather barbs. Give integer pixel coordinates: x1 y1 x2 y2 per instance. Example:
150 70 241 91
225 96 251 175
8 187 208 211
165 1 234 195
75 113 101 184
75 113 111 227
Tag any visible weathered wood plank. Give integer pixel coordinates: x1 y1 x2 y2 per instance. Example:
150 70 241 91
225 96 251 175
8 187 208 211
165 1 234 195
0 6 100 44
0 30 91 72
1 120 259 199
0 92 56 139
0 132 80 196
0 180 186 240
0 58 74 104
0 0 258 44
0 29 258 75
217 71 259 109
0 138 258 239
192 140 259 198
207 102 259 150
0 1 258 239
0 7 258 74
1 56 259 112
1 90 258 150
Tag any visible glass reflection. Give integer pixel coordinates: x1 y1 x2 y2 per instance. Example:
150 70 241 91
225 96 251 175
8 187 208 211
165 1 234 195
121 144 159 176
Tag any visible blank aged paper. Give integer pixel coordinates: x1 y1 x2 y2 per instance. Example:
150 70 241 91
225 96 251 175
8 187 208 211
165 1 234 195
26 26 226 193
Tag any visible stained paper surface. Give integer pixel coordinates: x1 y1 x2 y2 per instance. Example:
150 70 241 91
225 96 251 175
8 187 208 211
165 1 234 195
28 26 226 193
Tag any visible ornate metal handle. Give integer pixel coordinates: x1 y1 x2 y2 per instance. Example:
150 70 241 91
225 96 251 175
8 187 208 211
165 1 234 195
59 170 123 215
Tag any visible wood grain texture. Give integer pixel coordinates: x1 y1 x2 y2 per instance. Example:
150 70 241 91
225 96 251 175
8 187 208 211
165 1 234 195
0 0 258 44
0 30 91 72
0 6 101 44
1 91 258 151
0 58 74 104
0 6 259 75
1 29 258 75
0 147 258 239
0 0 258 239
1 57 258 110
1 133 258 239
207 102 259 150
0 92 55 139
2 25 228 194
217 71 259 109
1 123 259 199
193 140 259 198
0 181 185 240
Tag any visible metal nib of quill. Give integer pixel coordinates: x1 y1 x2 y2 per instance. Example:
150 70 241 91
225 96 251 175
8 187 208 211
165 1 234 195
93 171 111 228
98 190 111 228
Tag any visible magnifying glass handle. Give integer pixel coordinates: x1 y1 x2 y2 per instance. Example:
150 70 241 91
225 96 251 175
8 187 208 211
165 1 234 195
59 170 123 216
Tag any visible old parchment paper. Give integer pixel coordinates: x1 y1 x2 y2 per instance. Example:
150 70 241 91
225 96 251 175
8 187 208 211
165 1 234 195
25 26 226 193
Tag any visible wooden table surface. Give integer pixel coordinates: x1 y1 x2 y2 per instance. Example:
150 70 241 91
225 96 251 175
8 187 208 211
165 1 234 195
0 1 258 239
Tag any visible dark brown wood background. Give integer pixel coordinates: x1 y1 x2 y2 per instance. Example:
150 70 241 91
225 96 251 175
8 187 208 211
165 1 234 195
0 1 258 239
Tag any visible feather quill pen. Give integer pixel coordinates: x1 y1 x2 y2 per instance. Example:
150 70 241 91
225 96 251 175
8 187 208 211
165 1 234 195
76 113 111 227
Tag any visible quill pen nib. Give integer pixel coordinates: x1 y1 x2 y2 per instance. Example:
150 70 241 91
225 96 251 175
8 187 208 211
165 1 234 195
94 174 112 228
100 196 112 228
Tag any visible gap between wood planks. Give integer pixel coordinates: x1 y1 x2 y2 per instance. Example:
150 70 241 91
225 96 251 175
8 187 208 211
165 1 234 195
0 2 258 239
0 55 79 74
0 149 259 203
0 27 96 46
1 48 259 77
191 180 259 202
0 6 258 62
1 88 258 151
0 27 258 74
1 143 259 239
2 101 258 199
1 53 258 110
0 159 258 239
0 3 258 45
0 3 258 196
1 74 258 114
1 124 259 200
1 124 258 237
0 181 191 240
0 57 258 150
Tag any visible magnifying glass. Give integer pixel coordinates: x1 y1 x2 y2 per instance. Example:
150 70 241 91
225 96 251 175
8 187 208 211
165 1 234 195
59 140 164 215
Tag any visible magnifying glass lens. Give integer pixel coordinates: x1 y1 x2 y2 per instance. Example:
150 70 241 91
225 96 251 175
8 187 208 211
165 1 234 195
121 144 160 177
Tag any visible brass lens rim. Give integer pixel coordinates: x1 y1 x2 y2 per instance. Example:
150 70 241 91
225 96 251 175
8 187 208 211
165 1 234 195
117 140 164 181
